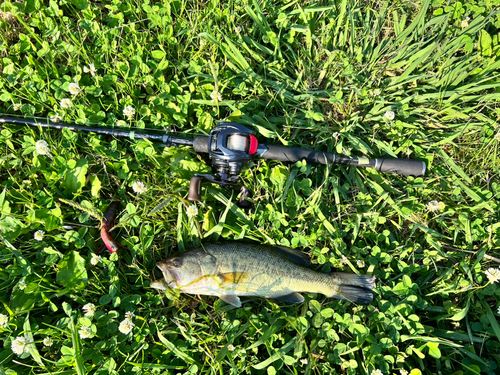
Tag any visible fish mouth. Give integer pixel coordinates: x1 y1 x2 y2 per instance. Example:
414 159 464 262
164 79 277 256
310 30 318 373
156 262 178 288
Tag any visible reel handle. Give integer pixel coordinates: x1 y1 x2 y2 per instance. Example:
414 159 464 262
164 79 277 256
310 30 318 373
188 176 204 201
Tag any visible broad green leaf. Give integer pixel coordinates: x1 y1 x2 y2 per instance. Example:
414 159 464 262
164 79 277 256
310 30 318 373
151 50 165 59
71 0 88 10
10 287 39 314
57 251 88 290
0 216 25 242
24 0 39 13
90 175 102 197
62 159 89 195
450 298 469 321
427 342 441 358
479 30 492 56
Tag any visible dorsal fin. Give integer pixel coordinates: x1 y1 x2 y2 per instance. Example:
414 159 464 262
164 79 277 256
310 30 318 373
273 246 311 266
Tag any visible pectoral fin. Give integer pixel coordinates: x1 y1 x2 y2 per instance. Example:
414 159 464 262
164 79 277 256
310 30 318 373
273 293 305 304
219 294 242 308
216 272 249 285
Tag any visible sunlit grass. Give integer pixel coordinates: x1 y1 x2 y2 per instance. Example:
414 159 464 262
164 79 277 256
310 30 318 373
0 0 499 374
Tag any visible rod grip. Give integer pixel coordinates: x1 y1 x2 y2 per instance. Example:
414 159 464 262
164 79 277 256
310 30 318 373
261 143 335 164
188 176 203 201
374 158 426 177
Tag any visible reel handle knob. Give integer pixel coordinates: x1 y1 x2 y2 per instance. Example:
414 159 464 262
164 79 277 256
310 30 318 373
236 185 253 209
188 176 203 201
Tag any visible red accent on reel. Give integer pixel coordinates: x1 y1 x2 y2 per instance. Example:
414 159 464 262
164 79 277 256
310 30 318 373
248 135 258 155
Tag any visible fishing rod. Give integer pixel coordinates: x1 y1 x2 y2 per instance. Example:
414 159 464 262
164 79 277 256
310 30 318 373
0 116 426 206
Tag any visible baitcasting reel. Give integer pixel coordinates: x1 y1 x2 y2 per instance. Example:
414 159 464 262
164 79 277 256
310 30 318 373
187 122 265 207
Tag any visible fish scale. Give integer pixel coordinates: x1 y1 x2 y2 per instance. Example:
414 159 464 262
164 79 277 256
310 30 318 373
155 242 375 308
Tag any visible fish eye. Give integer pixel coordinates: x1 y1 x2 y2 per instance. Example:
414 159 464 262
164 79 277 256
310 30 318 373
171 258 182 268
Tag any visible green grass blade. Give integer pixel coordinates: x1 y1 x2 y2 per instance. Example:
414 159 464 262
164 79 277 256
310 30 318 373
157 329 201 367
481 301 500 343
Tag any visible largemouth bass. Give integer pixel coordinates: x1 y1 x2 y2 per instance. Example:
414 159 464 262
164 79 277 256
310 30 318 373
154 242 375 307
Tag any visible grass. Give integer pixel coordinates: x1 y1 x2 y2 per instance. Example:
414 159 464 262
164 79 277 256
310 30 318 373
0 0 500 374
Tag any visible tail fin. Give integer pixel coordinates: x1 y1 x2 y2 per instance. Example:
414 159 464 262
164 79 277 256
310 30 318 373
329 273 376 303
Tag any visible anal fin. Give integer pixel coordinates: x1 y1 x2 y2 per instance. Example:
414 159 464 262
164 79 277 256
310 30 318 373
219 295 242 308
273 292 305 304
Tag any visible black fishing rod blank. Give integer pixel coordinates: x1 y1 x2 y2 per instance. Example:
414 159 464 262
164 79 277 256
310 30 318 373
0 116 194 147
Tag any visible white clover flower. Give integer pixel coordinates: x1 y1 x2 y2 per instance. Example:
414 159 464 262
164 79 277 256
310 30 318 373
400 370 408 375
485 268 500 284
186 205 198 218
35 140 51 156
82 303 96 317
132 180 147 194
497 305 500 314
50 114 63 122
427 200 440 212
68 82 81 96
384 110 395 121
210 90 223 102
118 318 135 335
43 337 53 347
357 260 365 268
0 314 9 328
18 279 27 290
11 335 32 355
332 132 340 140
235 26 242 33
60 98 72 109
228 344 235 351
83 63 97 77
123 105 136 120
461 17 470 29
372 89 381 97
125 311 135 319
78 325 92 339
34 230 45 241
13 103 21 111
300 358 308 365
340 255 348 265
371 370 383 375
90 254 102 266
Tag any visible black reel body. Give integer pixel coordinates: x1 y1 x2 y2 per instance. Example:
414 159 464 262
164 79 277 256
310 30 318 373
188 122 263 206
209 122 258 179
